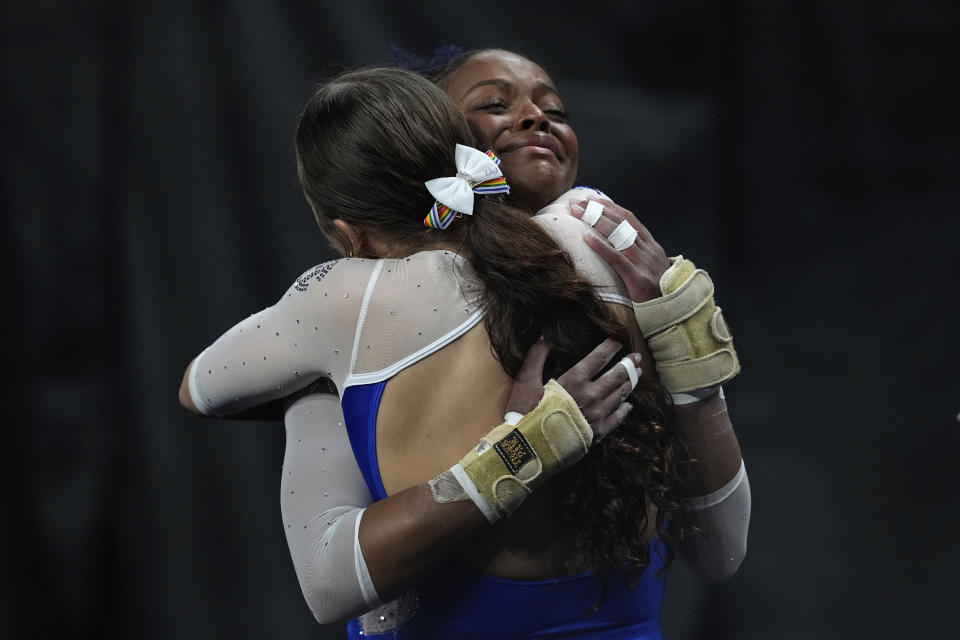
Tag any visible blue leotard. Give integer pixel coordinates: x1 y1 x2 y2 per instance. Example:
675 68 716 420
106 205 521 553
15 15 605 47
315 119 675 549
341 383 667 640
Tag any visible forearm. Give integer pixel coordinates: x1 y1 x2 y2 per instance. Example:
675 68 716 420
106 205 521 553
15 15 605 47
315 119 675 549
671 388 751 581
358 483 488 603
177 262 360 420
287 488 488 624
672 388 742 497
178 357 284 420
567 200 751 579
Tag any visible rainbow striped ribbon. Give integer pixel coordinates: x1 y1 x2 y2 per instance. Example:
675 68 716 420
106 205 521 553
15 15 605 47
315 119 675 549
425 202 456 229
424 150 510 229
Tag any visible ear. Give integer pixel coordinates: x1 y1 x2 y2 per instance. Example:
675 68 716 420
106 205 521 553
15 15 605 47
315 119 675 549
331 219 363 256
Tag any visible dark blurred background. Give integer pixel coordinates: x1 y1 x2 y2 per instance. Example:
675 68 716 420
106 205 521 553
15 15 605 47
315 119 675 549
3 1 958 638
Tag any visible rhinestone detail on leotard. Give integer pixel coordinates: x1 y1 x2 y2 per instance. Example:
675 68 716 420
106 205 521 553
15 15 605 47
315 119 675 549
295 259 342 292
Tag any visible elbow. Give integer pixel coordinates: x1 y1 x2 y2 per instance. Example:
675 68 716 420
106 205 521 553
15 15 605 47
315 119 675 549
680 461 751 582
675 528 749 583
290 507 379 626
310 605 350 627
178 358 203 414
301 576 344 625
297 548 376 625
696 541 747 583
177 380 193 411
303 583 369 626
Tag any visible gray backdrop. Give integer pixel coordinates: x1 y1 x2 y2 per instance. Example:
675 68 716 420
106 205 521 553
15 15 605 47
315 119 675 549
3 1 958 638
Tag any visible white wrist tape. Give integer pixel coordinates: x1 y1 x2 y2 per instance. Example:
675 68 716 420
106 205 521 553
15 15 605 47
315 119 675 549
449 463 498 522
670 385 721 405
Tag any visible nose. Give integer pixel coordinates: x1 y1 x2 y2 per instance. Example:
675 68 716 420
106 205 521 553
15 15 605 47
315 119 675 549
515 101 550 132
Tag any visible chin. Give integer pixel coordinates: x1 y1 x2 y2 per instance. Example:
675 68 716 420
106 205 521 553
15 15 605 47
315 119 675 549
502 162 573 212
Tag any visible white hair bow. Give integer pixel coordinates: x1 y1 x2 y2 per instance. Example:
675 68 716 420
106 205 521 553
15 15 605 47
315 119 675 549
423 144 509 229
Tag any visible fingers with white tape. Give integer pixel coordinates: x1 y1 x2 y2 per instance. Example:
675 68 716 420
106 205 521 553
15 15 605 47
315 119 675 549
618 356 640 390
607 220 638 251
582 200 604 227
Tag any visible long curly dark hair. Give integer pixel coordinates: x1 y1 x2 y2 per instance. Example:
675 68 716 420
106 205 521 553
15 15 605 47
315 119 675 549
295 67 688 586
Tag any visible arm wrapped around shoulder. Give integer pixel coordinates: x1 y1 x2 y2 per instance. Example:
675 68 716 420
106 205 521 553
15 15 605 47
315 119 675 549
451 380 592 521
632 256 741 393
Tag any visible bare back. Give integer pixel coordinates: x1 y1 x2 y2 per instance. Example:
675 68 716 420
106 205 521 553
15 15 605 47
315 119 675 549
377 304 650 580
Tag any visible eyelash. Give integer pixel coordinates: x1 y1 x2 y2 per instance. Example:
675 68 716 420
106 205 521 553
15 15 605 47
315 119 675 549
477 100 507 111
476 101 569 121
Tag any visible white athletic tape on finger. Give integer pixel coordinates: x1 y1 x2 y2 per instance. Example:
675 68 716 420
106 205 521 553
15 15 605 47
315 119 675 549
618 356 639 390
582 200 604 226
608 220 638 251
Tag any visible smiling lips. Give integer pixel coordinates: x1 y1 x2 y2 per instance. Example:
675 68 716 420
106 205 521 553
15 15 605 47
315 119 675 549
499 135 561 159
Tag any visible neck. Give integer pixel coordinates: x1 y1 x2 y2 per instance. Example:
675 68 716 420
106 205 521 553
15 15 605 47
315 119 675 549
366 234 470 261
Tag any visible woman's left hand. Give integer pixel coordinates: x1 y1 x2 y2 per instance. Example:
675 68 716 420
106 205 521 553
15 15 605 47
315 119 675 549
505 338 639 438
569 198 670 303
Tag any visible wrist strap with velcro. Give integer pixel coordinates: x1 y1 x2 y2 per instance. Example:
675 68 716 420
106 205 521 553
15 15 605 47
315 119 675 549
633 256 741 393
454 380 592 520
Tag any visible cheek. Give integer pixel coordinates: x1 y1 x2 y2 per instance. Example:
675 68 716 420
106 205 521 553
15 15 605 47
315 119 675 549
465 115 500 151
561 128 580 171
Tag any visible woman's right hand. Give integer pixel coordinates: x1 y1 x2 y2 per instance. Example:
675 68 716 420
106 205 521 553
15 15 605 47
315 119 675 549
505 338 641 440
569 198 670 304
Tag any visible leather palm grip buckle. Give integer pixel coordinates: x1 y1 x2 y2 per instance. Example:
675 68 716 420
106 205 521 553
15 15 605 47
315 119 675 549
634 256 741 393
457 380 592 519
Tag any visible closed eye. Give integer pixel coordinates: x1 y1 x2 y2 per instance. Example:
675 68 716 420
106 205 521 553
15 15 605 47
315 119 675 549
476 100 508 112
545 108 569 122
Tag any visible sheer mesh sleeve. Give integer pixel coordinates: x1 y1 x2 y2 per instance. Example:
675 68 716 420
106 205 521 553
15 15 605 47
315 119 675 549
188 252 494 622
280 383 380 623
187 259 390 621
188 259 374 416
676 460 751 582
